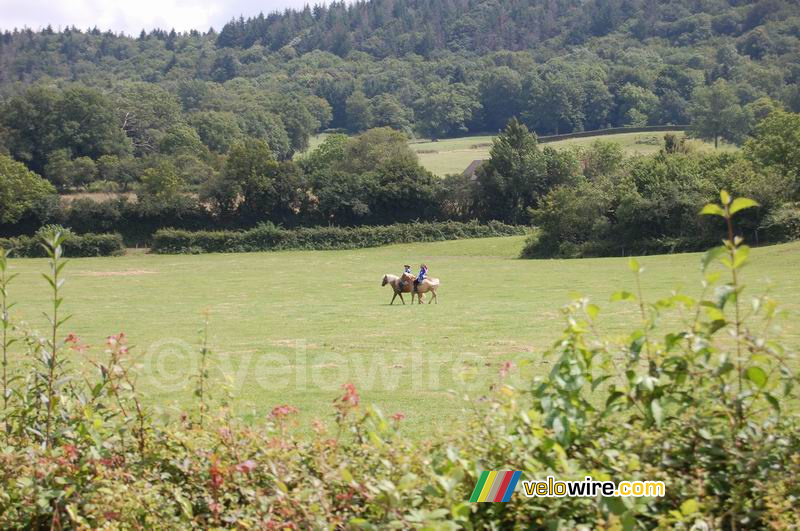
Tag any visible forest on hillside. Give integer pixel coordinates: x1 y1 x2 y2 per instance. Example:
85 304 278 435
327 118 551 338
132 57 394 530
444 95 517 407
1 0 799 140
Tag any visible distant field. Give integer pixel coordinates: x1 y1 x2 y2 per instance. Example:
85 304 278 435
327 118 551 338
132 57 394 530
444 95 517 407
303 130 735 176
304 132 330 153
409 135 495 176
410 131 736 176
5 236 798 437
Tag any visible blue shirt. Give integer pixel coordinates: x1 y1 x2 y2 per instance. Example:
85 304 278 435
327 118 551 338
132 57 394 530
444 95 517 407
417 268 427 282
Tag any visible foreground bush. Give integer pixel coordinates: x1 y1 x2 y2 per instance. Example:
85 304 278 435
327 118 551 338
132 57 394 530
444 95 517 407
1 194 799 528
151 220 526 254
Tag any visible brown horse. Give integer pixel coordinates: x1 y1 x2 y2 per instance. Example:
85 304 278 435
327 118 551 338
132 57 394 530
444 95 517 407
381 274 411 305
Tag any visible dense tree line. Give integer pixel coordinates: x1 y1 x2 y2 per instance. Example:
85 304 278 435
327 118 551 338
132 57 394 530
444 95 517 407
213 0 800 61
0 81 327 189
0 127 445 244
3 107 798 255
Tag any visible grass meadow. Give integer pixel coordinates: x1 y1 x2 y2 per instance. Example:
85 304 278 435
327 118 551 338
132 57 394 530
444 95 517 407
303 131 735 176
407 131 735 176
5 236 798 437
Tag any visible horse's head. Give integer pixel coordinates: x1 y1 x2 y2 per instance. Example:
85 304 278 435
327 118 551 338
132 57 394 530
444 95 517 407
381 274 388 286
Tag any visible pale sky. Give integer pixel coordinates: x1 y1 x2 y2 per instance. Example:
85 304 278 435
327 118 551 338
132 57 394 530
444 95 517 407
0 0 317 35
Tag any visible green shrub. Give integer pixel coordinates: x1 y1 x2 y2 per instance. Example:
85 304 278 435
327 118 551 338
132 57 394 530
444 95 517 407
152 220 526 254
523 153 772 258
760 202 800 241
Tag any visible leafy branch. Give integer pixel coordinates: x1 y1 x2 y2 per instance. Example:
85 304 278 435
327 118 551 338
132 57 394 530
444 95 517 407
0 248 17 413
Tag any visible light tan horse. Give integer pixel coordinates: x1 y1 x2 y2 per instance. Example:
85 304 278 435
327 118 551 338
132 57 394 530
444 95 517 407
411 277 439 304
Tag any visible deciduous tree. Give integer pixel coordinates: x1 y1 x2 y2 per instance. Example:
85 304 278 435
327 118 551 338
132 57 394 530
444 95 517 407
689 80 752 148
0 155 56 224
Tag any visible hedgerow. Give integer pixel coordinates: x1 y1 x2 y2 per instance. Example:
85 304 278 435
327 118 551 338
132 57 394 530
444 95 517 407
0 226 124 257
1 193 799 528
151 220 526 254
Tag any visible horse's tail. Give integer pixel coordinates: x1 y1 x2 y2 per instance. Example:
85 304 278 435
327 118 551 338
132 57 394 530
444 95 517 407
429 278 440 286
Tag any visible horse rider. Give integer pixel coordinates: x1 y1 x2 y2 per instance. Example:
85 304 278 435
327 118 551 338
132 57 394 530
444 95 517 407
413 263 428 292
399 264 413 291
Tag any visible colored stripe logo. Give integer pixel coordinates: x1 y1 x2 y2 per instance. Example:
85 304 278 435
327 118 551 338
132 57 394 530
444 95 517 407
469 470 521 502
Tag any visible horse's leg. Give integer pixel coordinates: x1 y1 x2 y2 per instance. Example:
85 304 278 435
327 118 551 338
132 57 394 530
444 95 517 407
428 289 435 304
390 291 397 305
399 292 405 305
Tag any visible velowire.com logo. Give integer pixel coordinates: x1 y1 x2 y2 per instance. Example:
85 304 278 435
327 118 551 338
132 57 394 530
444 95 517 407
469 471 522 503
469 472 667 502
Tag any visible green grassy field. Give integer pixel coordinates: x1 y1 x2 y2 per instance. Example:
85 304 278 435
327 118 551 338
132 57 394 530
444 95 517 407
409 135 494 176
304 131 734 176
5 237 798 437
409 131 736 176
